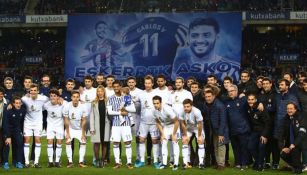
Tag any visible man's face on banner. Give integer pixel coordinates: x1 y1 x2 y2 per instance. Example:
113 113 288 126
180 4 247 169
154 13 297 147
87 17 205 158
96 23 107 39
189 25 218 58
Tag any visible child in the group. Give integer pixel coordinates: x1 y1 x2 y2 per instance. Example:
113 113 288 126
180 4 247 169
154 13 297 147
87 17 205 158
120 87 134 126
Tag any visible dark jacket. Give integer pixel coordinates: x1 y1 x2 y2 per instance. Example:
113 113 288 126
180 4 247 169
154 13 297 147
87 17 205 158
61 89 72 102
238 79 258 96
278 112 307 150
40 86 50 96
202 98 229 143
192 90 203 111
247 105 272 138
297 89 307 114
258 89 277 115
225 96 250 136
274 91 299 138
3 105 26 139
4 88 16 103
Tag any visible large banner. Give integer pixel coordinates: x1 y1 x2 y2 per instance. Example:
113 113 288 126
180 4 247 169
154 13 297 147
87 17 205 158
65 13 242 82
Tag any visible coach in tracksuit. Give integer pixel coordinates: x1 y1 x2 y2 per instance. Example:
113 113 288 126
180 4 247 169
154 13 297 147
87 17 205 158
278 102 307 174
258 77 276 168
246 94 271 171
225 84 250 170
2 96 25 169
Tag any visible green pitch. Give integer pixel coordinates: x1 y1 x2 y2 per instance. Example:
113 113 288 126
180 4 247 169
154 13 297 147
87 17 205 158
0 137 290 175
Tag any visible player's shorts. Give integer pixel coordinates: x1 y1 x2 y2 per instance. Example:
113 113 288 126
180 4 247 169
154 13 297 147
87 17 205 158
162 124 181 140
137 123 160 139
110 126 132 142
24 124 43 137
186 128 205 139
131 115 140 136
67 128 86 144
47 126 64 140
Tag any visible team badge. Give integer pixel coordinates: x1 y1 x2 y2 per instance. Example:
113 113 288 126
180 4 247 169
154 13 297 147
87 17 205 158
71 113 75 119
236 103 240 107
268 99 271 103
145 100 149 108
31 105 35 111
85 95 90 102
175 96 179 103
253 114 258 119
12 114 16 117
51 112 56 118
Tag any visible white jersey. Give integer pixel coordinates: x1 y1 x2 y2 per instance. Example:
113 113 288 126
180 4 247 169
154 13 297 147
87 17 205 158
22 94 49 126
105 87 115 98
154 87 171 105
169 89 193 116
80 87 96 115
154 104 176 126
139 90 157 125
129 87 143 116
43 101 67 128
179 107 203 130
63 102 87 130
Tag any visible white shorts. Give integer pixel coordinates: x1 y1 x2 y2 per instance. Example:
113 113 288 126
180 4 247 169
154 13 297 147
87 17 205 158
68 128 86 144
131 117 140 136
137 123 160 139
110 126 132 142
47 126 64 140
163 124 181 140
24 124 43 137
187 128 205 139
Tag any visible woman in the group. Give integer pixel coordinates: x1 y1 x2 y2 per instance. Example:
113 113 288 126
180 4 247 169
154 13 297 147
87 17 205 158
90 85 111 167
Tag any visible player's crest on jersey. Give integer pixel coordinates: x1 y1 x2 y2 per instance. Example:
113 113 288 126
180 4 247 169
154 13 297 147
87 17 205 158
145 100 149 108
85 95 90 102
51 112 56 118
175 96 179 103
71 112 75 119
31 105 35 111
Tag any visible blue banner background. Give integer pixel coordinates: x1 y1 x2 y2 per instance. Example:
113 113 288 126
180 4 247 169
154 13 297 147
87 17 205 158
65 12 242 82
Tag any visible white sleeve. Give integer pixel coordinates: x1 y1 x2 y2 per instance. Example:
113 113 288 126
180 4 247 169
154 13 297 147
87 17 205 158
124 101 136 113
187 91 193 101
195 108 203 122
107 105 120 115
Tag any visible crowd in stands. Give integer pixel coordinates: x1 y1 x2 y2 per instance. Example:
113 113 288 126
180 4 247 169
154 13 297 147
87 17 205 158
1 0 307 14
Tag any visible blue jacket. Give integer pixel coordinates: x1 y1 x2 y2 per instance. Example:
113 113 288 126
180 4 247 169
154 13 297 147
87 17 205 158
202 98 229 143
225 96 250 136
61 89 72 102
40 86 50 96
274 91 299 138
3 106 26 138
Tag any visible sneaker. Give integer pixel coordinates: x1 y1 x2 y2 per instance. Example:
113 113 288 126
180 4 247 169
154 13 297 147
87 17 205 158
54 162 61 168
235 165 241 169
216 165 225 170
159 164 167 169
153 162 160 169
264 163 271 169
294 168 303 174
257 166 264 172
3 162 9 170
147 157 152 165
47 162 54 168
127 163 134 170
113 163 121 169
272 164 279 170
93 160 100 168
134 161 145 168
34 163 42 168
24 164 31 168
199 164 205 170
79 162 87 168
240 165 248 171
16 162 24 169
225 161 231 167
172 164 178 171
302 166 307 172
67 162 74 168
169 161 174 168
183 163 192 169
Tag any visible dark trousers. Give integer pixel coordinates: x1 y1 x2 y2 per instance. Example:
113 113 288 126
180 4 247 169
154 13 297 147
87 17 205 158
204 119 215 166
189 133 199 165
3 131 23 163
43 110 47 130
147 133 152 159
271 138 280 165
247 132 266 167
0 130 4 164
265 138 272 164
231 133 249 166
225 143 229 162
281 148 303 170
